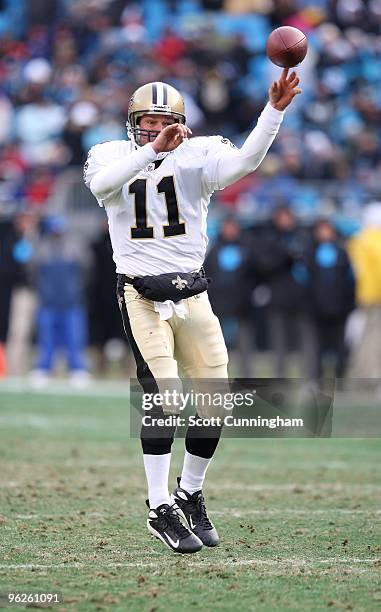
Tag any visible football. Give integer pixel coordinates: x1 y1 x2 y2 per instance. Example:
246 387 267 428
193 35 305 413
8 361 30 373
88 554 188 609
266 26 308 68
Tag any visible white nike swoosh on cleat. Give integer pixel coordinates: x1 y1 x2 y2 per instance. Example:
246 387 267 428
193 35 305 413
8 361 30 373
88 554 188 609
166 534 179 549
147 521 179 550
189 515 196 530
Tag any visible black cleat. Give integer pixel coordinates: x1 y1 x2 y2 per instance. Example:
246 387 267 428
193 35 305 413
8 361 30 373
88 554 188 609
146 501 203 554
171 478 219 547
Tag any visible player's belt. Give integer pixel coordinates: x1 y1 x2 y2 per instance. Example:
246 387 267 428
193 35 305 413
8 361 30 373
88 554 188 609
118 268 209 302
120 275 135 286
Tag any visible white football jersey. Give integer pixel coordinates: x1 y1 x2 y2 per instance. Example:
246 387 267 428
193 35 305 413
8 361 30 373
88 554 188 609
84 136 233 276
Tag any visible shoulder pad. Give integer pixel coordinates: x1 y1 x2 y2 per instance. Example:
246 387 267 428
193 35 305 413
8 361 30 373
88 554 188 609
186 135 223 154
84 140 131 188
88 139 131 159
190 135 237 150
187 136 213 147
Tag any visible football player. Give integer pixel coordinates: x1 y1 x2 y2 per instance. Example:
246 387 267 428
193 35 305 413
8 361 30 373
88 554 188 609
84 70 301 554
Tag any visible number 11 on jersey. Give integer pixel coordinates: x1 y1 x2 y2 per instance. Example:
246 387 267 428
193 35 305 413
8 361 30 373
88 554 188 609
129 176 186 239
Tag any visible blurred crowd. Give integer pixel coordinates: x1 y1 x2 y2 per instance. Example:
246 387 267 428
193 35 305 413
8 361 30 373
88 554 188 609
0 0 381 217
0 0 381 381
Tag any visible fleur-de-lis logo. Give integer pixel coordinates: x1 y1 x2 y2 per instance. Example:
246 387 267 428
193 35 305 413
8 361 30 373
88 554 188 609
172 275 188 290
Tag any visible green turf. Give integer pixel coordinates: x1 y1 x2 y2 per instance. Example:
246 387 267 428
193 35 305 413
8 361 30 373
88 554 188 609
0 389 380 611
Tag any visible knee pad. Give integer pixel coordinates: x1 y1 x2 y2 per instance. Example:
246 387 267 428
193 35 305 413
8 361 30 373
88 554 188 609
140 405 176 455
185 414 223 459
140 435 174 455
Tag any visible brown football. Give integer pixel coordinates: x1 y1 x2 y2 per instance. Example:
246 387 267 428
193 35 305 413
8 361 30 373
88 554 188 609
266 26 307 68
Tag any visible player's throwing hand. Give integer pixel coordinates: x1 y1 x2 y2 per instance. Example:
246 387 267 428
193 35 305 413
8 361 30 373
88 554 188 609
152 123 192 153
269 68 302 111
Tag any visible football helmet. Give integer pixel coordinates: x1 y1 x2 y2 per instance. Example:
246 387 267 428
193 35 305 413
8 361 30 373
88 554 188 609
127 82 186 146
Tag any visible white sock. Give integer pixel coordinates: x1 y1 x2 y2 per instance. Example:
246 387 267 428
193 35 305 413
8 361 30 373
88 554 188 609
180 451 212 494
143 453 171 509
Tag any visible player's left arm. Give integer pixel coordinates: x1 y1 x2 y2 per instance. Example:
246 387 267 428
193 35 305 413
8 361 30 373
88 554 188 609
211 69 301 190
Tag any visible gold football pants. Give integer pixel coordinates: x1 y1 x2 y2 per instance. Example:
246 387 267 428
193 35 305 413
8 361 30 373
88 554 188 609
117 275 229 415
122 283 228 381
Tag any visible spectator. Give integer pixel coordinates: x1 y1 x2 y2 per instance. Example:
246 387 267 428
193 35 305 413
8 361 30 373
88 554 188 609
63 101 99 166
87 221 126 374
26 0 60 28
305 219 354 379
6 211 38 375
0 219 25 376
23 166 55 211
250 205 315 378
30 215 90 385
348 203 381 378
205 217 252 374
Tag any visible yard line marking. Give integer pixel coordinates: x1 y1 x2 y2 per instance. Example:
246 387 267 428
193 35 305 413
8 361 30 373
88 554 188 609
4 508 380 521
2 481 381 493
5 459 378 470
0 558 378 571
212 483 381 492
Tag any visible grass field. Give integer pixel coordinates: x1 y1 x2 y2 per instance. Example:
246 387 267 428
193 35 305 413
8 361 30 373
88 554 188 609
0 383 380 611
